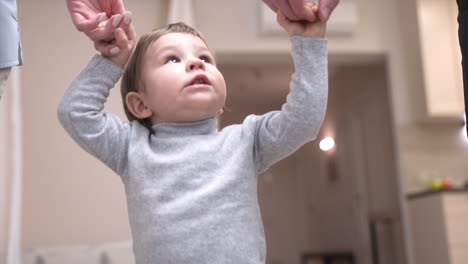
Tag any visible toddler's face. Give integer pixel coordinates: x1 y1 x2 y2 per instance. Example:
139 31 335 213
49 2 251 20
140 33 226 124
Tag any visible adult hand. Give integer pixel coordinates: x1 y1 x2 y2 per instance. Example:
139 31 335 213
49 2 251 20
67 0 127 55
318 0 339 21
263 0 339 22
277 3 326 38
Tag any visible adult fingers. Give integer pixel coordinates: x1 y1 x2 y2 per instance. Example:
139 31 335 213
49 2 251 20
86 14 122 42
276 11 291 31
112 0 127 15
263 0 279 13
71 12 107 32
279 0 301 21
118 11 133 35
290 0 317 21
277 11 306 35
318 0 339 21
97 0 126 15
264 0 303 21
276 11 298 35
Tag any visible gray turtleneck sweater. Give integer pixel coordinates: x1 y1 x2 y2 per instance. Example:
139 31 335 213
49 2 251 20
58 36 328 264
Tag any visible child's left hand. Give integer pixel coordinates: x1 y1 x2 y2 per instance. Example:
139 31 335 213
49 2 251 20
276 2 326 38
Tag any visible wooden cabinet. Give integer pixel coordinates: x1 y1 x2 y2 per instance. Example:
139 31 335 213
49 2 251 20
415 0 464 121
408 190 468 264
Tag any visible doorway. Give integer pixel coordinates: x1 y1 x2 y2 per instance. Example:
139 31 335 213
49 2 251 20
315 61 406 264
218 58 407 264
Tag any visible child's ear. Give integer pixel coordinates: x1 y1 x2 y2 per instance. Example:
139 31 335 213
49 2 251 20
126 92 153 119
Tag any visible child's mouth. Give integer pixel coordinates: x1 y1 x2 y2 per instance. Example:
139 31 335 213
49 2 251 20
187 74 210 87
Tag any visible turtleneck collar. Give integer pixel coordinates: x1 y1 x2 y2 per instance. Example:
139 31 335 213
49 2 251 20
151 118 218 138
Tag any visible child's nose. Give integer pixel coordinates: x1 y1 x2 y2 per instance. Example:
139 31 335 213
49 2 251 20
186 58 205 71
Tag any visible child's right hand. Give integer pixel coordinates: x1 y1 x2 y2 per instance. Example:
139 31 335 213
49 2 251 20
276 2 326 38
103 18 136 69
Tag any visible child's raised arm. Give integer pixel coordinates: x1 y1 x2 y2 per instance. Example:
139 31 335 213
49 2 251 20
250 3 329 173
57 20 137 176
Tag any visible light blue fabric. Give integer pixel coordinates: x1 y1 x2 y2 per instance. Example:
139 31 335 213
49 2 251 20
58 36 328 264
0 0 23 68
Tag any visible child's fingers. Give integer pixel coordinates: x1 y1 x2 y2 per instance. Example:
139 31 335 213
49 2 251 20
126 22 137 45
102 27 135 68
114 27 130 50
94 41 120 56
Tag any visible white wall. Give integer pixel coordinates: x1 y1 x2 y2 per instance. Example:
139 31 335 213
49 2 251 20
18 0 168 248
194 0 389 61
0 70 13 264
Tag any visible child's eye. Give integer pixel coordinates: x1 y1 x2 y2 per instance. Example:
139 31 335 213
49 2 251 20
165 56 180 64
199 55 212 64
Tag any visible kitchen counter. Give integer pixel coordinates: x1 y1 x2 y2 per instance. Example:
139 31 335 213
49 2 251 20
407 188 468 200
408 188 468 264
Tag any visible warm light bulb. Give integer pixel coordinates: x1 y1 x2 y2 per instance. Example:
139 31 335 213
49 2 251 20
319 137 335 151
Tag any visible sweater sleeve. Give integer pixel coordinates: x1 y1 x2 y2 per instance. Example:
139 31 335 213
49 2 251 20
250 36 328 173
57 55 130 176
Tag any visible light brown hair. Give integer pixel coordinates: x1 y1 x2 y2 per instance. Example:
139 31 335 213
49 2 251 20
121 22 208 131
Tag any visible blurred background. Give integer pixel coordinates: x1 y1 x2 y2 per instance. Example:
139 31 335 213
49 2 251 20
1 0 467 264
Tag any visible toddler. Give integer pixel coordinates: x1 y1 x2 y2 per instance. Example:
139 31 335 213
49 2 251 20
58 4 328 264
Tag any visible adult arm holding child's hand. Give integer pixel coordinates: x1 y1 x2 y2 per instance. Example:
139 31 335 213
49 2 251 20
276 2 326 37
67 0 129 56
263 0 339 22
